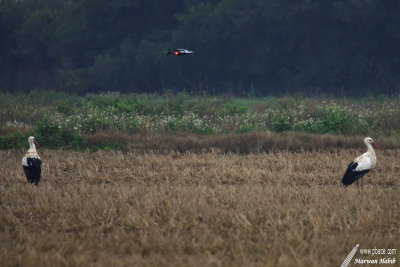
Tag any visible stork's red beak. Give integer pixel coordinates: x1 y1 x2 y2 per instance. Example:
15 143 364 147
34 140 40 149
372 142 382 150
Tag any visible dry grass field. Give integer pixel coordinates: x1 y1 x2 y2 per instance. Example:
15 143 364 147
0 136 399 266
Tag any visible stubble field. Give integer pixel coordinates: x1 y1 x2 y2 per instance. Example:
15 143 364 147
0 141 399 266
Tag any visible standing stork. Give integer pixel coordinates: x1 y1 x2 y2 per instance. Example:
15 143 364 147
22 136 42 186
341 137 381 187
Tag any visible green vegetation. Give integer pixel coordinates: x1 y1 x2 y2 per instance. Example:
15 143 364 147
1 92 400 150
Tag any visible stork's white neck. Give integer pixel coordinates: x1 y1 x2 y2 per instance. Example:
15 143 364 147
28 140 37 153
365 142 375 156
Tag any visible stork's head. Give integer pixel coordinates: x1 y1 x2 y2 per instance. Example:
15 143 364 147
364 137 381 150
364 137 373 144
28 136 40 149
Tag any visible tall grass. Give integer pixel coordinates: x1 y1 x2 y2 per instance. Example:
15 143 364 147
1 91 400 150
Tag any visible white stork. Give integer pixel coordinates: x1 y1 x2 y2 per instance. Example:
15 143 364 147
341 137 381 187
22 136 42 186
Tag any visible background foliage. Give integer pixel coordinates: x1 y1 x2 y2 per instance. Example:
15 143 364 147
1 0 400 96
1 91 400 149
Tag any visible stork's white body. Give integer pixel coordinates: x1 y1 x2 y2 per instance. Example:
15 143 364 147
341 137 378 186
22 140 40 166
22 136 42 186
353 143 377 171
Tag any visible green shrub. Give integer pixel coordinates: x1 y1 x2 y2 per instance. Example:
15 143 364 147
316 105 358 134
55 99 74 115
167 119 180 132
236 125 255 134
33 120 83 149
293 119 325 133
172 91 186 115
0 132 27 150
271 115 291 132
224 101 248 115
196 126 215 134
82 116 112 134
127 119 141 133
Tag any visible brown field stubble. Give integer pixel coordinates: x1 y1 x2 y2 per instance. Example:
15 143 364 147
85 131 400 153
0 145 399 266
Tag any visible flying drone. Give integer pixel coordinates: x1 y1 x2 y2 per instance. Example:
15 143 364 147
167 48 194 56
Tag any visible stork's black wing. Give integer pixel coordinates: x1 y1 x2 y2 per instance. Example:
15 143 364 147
341 161 369 186
23 158 42 185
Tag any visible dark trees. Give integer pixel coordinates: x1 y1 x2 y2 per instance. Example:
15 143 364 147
1 0 400 96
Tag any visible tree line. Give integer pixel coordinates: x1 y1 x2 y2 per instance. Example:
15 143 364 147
1 0 400 96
